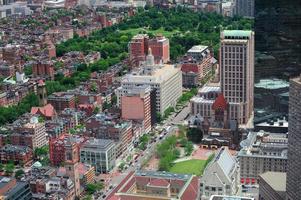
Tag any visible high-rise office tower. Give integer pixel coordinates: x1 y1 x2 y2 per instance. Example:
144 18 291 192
286 76 301 199
220 30 254 125
234 0 254 18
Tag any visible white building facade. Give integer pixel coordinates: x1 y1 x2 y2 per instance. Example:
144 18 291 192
117 50 182 114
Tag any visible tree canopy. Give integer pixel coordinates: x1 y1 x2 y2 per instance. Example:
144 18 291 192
0 93 39 126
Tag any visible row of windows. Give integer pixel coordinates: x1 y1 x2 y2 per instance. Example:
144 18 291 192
223 46 245 52
224 53 244 59
223 79 244 84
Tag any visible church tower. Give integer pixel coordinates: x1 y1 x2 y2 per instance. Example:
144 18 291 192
65 139 81 197
37 80 47 106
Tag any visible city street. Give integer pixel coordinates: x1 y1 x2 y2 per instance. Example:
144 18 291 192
99 102 190 199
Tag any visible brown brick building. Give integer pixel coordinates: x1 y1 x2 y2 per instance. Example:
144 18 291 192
0 145 33 166
32 61 55 80
48 92 76 112
12 117 47 150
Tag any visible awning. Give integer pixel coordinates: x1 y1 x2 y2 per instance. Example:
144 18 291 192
240 178 244 184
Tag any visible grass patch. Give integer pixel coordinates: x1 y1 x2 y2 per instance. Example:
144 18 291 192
169 159 207 176
119 27 180 38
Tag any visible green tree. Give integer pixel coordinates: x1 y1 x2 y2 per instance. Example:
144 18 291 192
139 134 150 150
90 82 97 92
5 162 15 175
86 183 104 194
179 137 188 147
184 141 194 156
15 169 25 179
111 95 117 106
24 66 32 76
0 93 39 126
186 128 203 143
118 162 125 171
82 195 93 200
156 112 162 123
163 107 175 119
34 145 49 158
54 61 64 70
93 106 100 114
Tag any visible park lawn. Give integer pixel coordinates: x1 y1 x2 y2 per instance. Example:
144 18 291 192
169 159 207 176
119 27 180 38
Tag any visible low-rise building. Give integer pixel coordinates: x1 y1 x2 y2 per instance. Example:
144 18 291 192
27 166 76 200
238 130 287 185
209 195 254 200
0 63 15 77
85 113 133 157
200 148 239 199
0 176 32 200
80 138 116 174
48 92 76 112
0 144 33 166
107 170 199 200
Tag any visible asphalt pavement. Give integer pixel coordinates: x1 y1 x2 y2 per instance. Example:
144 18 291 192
99 102 190 200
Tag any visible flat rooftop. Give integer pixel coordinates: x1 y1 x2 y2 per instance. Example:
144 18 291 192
81 138 115 150
223 30 252 37
122 64 179 84
210 195 254 200
135 170 193 181
187 45 208 53
290 75 301 85
260 171 286 192
255 79 289 90
238 131 288 158
191 96 214 104
198 84 221 94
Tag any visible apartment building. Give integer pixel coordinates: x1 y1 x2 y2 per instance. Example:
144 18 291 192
48 92 76 112
12 116 47 149
85 113 133 157
129 34 170 66
238 130 287 184
0 144 33 166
